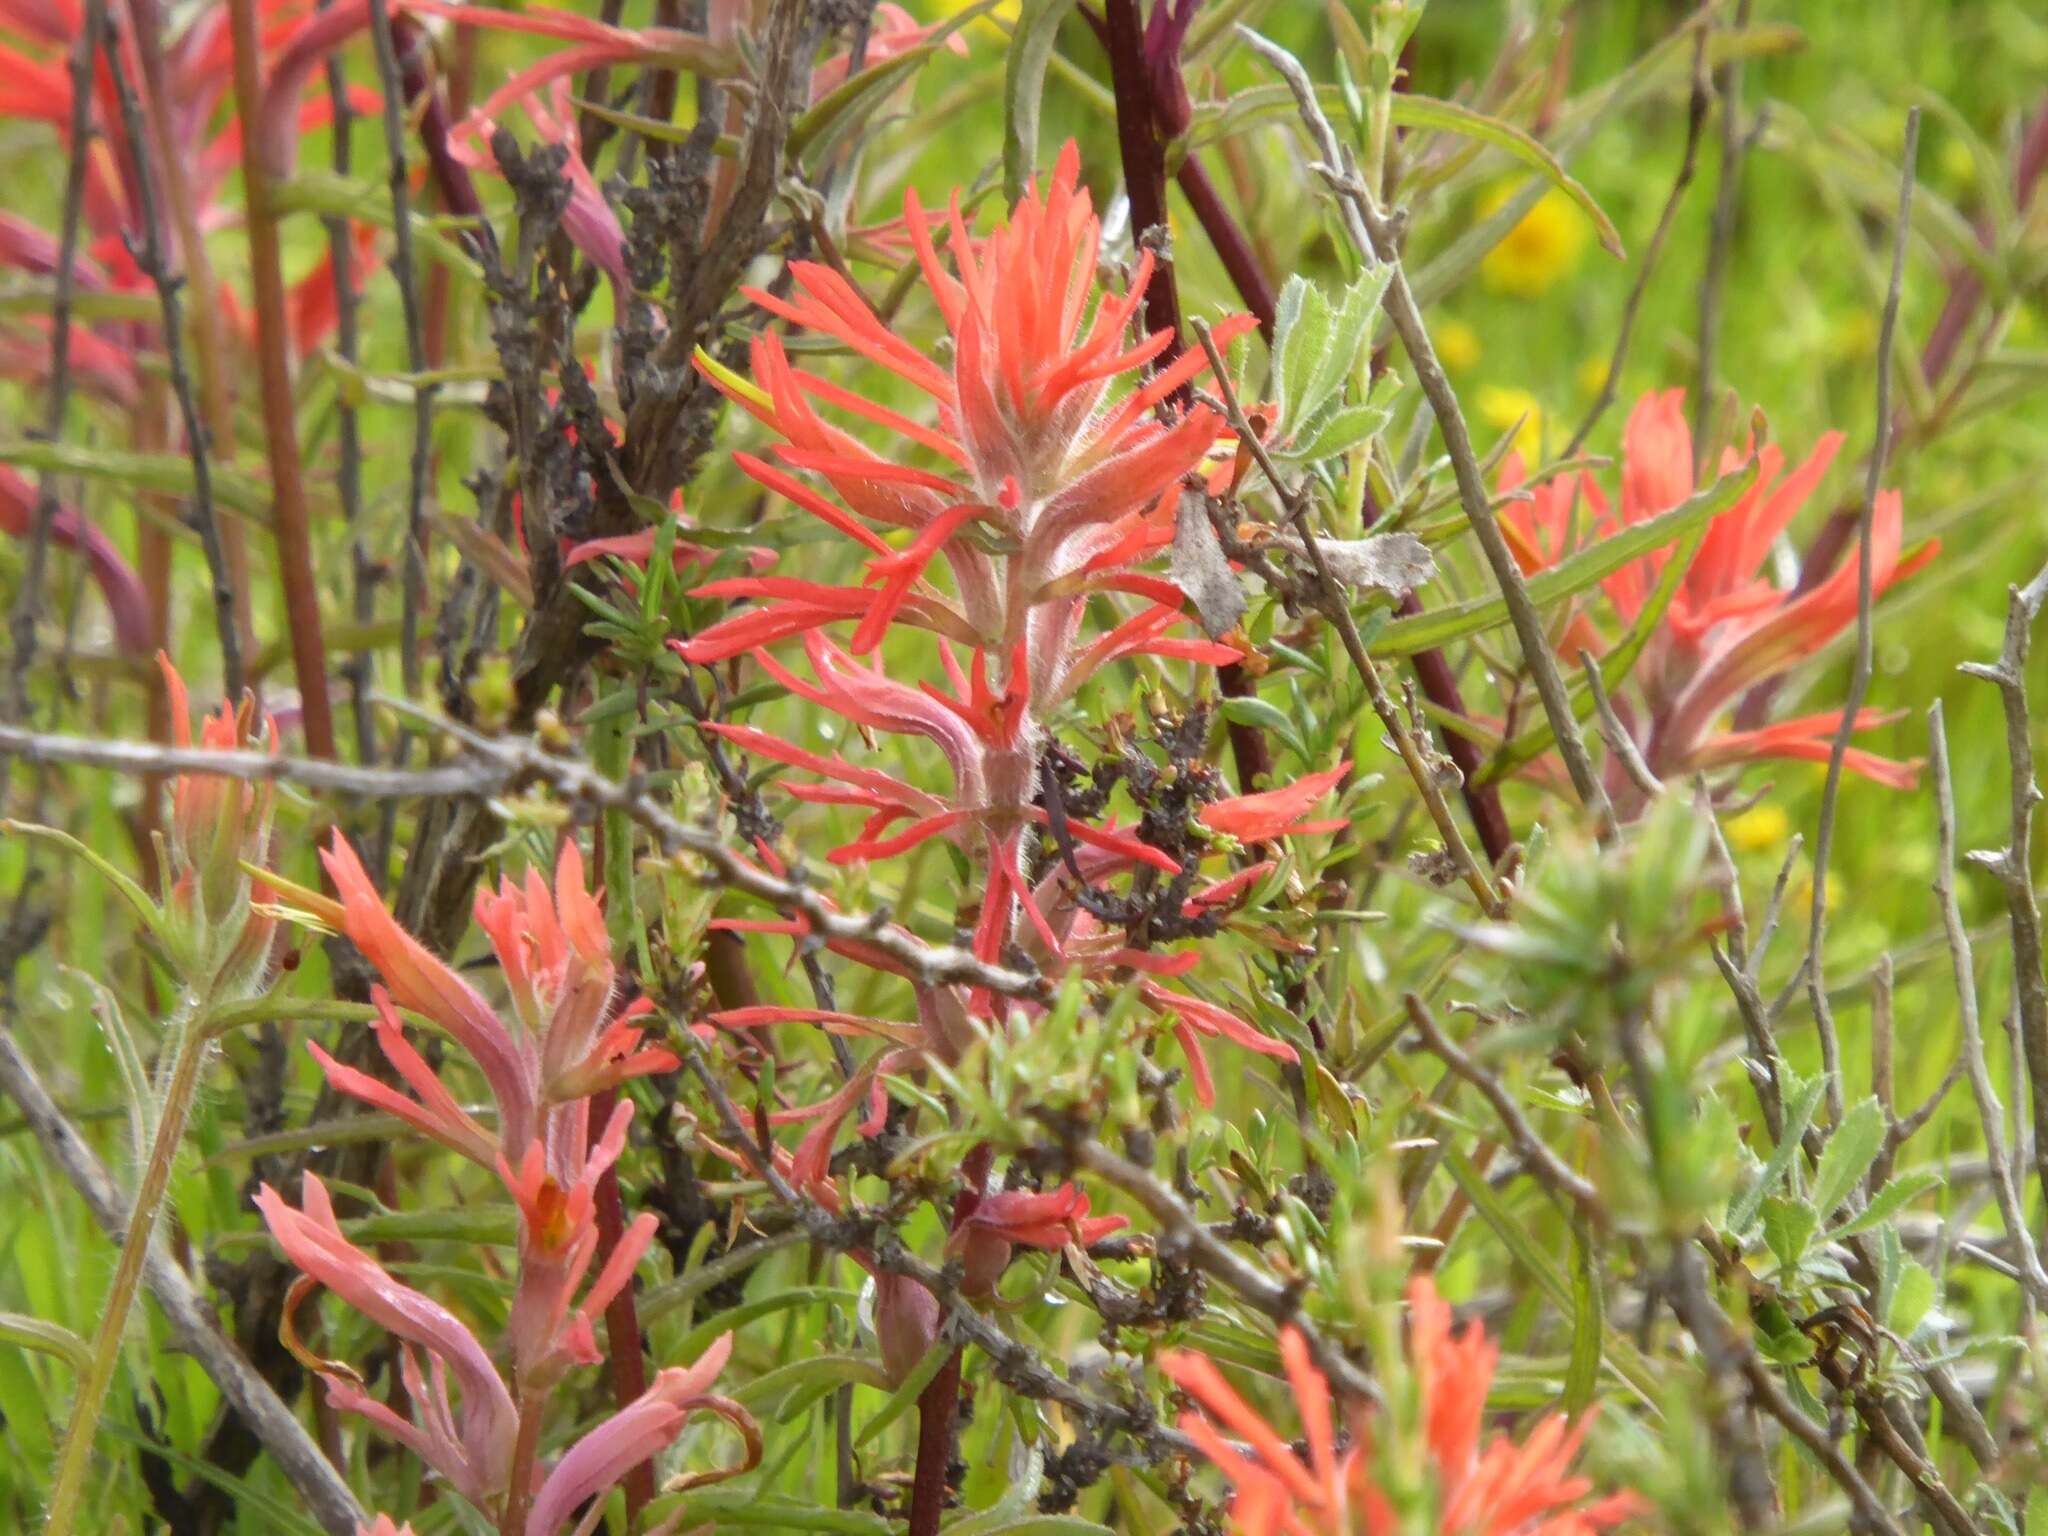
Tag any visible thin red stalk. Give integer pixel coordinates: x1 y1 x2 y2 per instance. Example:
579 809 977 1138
588 1087 656 1518
1176 153 1275 339
907 1348 963 1536
1101 0 1185 388
1409 632 1512 865
225 0 336 757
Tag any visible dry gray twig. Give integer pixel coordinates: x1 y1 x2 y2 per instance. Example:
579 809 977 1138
1957 558 2048 1214
1808 109 1920 1128
1927 701 2048 1309
0 721 1049 999
1238 26 1611 838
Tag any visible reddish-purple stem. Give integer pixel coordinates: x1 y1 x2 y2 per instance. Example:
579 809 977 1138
1176 153 1276 339
588 1086 656 1519
907 1348 963 1536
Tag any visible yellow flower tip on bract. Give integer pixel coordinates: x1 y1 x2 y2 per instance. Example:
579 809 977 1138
1435 317 1481 373
1725 802 1791 853
1476 384 1544 463
1480 186 1590 298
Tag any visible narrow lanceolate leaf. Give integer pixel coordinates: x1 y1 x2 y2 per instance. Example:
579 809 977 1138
0 1312 89 1372
1809 1097 1887 1222
1189 87 1622 259
1827 1171 1941 1241
1474 505 1720 787
1388 94 1624 258
1004 0 1080 200
855 1335 954 1448
1443 1150 1661 1408
1564 1217 1603 1415
1380 455 1760 659
1728 1074 1826 1235
0 441 271 520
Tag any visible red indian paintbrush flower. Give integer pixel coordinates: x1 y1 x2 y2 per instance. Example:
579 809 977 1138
298 835 677 1385
154 652 280 995
1501 388 1937 807
258 1175 743 1534
259 836 751 1530
1160 1278 1637 1536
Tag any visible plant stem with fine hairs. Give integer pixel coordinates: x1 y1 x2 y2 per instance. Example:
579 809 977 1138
224 0 336 758
42 1005 207 1536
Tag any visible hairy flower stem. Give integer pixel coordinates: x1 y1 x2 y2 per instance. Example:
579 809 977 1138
225 0 337 758
43 1004 207 1536
500 1390 548 1536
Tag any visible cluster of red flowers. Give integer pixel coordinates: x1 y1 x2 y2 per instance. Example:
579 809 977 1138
1162 1279 1636 1536
260 834 748 1535
684 143 1353 1144
1501 390 1937 807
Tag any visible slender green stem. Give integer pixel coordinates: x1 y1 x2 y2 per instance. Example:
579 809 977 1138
43 1008 209 1536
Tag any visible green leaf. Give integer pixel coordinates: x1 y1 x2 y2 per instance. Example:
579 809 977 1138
1827 1171 1940 1241
1728 1074 1826 1236
2 820 165 946
572 93 735 150
1564 1218 1603 1415
648 1492 894 1534
1760 1195 1819 1271
1443 1150 1660 1407
856 1335 954 1448
1281 403 1391 465
98 1422 327 1536
0 441 271 520
1474 486 1726 785
1190 88 1622 260
674 1286 856 1363
0 1311 88 1372
732 1353 892 1419
1809 1097 1886 1221
1382 454 1760 660
1272 277 1336 433
1887 1257 1936 1337
1004 0 1079 201
1215 695 1308 762
1388 95 1623 258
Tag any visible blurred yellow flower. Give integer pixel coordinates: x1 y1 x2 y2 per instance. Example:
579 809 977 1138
929 0 1018 15
1725 802 1791 853
1436 318 1482 373
1576 355 1609 398
1939 137 1976 187
1480 187 1590 298
1476 385 1543 462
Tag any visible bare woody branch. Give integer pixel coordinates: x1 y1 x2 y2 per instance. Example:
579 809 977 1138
1239 26 1612 837
1808 108 1920 1128
0 722 1050 999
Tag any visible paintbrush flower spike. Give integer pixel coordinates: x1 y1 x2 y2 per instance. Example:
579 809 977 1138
1160 1278 1637 1536
1501 388 1937 806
